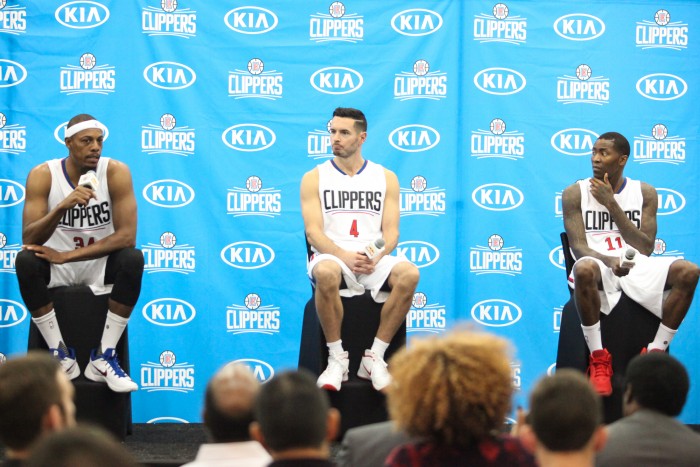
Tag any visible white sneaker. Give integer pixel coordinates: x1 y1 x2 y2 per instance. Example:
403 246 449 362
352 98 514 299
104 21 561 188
50 346 80 380
317 351 349 391
357 349 391 391
85 348 138 393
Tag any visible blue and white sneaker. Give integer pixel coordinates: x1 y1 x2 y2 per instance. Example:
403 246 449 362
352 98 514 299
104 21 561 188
85 348 138 393
50 346 80 380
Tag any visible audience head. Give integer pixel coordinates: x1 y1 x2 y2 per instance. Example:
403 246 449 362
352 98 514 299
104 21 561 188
25 424 137 467
203 362 260 443
0 351 76 456
623 352 689 417
526 369 604 452
386 328 513 447
332 107 367 133
251 369 339 456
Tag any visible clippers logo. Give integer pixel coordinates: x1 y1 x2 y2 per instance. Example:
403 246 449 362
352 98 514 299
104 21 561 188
633 124 685 165
554 191 563 218
656 188 685 216
550 128 598 156
388 124 440 152
407 292 446 333
473 3 527 45
471 299 522 327
553 306 562 332
557 65 609 105
142 232 195 274
220 241 275 269
653 238 684 258
472 183 523 211
474 67 526 95
549 245 566 270
142 2 196 38
0 2 26 35
55 1 109 29
228 58 283 100
141 351 195 393
511 363 522 390
395 241 440 268
222 124 276 152
636 73 687 101
142 179 195 208
308 121 333 160
0 59 27 88
0 179 25 207
232 358 274 383
224 6 278 34
0 113 26 155
142 298 196 326
226 293 280 335
141 114 195 157
400 176 446 217
310 66 363 95
636 10 687 50
471 118 524 160
309 2 363 43
394 60 447 101
469 234 522 276
391 8 442 36
144 61 196 90
553 13 605 41
227 176 281 217
0 299 27 328
60 53 115 95
0 232 20 274
55 120 110 145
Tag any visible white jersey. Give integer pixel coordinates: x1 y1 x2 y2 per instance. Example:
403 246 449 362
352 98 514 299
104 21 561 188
45 157 114 295
578 177 643 258
314 159 386 253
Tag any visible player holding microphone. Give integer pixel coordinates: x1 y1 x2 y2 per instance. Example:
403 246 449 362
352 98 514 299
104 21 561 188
15 113 143 392
301 108 419 392
562 131 699 396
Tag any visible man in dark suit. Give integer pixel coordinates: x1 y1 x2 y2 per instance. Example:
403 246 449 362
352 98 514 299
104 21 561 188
336 420 410 467
596 352 700 466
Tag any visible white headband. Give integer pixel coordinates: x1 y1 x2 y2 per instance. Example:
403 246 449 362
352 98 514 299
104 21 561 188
65 119 105 139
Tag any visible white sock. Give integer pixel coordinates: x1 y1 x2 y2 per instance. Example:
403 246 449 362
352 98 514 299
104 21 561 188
648 323 677 351
100 311 129 354
32 310 64 350
581 322 603 353
327 339 344 355
370 337 390 361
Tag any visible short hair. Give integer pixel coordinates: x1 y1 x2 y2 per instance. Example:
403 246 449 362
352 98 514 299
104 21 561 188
253 369 329 452
598 132 630 157
203 363 259 443
25 424 137 467
625 352 689 416
386 329 513 448
332 107 367 132
67 113 97 129
528 369 602 451
0 352 65 450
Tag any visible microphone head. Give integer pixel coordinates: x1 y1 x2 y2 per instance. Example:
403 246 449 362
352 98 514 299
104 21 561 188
375 238 385 249
625 249 636 260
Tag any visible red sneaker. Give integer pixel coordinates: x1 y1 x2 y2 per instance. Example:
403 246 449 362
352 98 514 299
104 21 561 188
588 349 613 396
640 347 665 355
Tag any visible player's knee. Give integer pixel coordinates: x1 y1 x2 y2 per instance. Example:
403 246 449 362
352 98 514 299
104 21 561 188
393 262 420 291
15 249 46 277
676 261 700 289
573 259 598 285
313 261 341 290
118 247 145 271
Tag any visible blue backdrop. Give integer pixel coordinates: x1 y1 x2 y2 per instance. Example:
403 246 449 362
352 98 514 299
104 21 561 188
2 0 698 424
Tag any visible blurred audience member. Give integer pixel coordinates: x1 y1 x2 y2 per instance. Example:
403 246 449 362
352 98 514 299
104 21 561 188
336 420 410 467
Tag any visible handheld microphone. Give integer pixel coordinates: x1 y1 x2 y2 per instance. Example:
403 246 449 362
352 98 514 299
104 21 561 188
364 238 386 259
78 170 98 191
620 247 637 269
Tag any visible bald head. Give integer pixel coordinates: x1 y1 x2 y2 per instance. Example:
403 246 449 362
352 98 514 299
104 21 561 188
203 363 260 443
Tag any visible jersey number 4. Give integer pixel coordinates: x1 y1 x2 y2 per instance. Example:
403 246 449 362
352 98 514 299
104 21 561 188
349 220 359 238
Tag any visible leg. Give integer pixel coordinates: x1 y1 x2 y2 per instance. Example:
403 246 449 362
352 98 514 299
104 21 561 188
572 258 612 396
312 260 349 391
647 260 700 351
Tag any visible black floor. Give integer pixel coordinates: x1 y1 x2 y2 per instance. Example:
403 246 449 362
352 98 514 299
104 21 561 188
124 423 207 467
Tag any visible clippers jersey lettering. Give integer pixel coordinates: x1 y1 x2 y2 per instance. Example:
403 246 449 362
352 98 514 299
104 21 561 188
316 159 385 252
578 177 643 256
46 157 114 251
